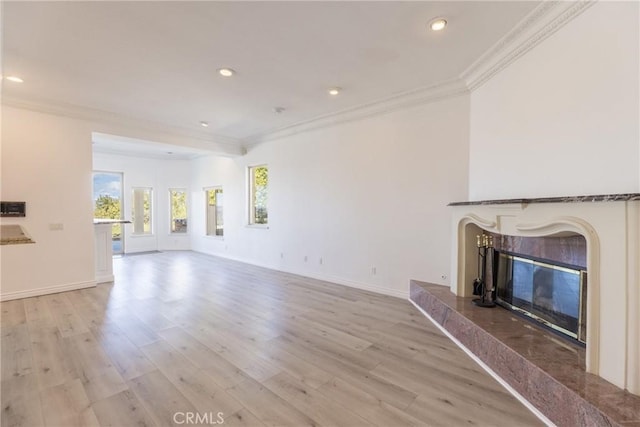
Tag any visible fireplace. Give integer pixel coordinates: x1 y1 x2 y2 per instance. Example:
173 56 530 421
447 194 640 396
494 250 587 343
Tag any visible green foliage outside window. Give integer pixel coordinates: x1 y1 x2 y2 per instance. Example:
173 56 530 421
132 188 152 234
171 190 187 233
253 166 268 224
94 194 121 237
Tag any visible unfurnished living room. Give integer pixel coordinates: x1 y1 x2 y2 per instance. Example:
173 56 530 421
1 1 639 426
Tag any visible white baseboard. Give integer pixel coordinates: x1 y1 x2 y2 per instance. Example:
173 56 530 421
0 280 97 301
96 274 114 284
294 270 408 299
408 299 555 427
194 250 409 299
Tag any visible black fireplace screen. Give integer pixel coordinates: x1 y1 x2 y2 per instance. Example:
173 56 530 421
495 252 587 343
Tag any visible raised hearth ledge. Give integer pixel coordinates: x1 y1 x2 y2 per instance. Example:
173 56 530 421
410 280 640 427
448 192 640 206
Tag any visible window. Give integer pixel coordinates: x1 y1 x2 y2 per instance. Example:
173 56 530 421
170 189 188 233
93 171 124 254
132 187 152 234
249 165 268 225
205 187 224 236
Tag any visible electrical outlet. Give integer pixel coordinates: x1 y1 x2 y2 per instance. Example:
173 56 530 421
319 257 323 265
280 252 284 259
304 255 308 262
49 223 63 231
371 266 376 275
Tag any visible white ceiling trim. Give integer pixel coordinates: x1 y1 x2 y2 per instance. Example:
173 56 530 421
1 94 244 156
244 0 597 150
461 0 597 92
92 132 215 161
92 146 197 161
243 78 470 148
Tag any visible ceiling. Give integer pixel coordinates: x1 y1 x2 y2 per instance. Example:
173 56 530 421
92 132 214 161
2 1 540 155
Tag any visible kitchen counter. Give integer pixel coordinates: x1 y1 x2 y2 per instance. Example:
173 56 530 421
94 219 130 283
93 219 131 225
0 224 35 245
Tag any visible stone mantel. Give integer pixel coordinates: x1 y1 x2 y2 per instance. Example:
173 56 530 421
449 192 640 206
448 196 640 396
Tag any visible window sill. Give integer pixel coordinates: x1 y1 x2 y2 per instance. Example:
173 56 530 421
130 233 154 238
205 235 225 240
246 224 269 229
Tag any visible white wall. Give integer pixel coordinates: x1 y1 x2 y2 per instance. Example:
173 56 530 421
191 95 470 297
469 1 640 200
93 152 192 253
6 1 635 302
1 106 96 300
0 106 197 300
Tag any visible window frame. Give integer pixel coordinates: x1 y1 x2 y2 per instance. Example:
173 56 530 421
92 170 125 254
248 164 268 227
131 187 153 236
169 188 188 235
204 186 224 238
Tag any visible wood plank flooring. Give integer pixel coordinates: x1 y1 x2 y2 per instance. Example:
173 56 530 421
1 251 543 427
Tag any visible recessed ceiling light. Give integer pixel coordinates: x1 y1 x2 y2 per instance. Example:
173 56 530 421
200 121 209 127
167 151 174 155
430 18 447 31
328 87 341 96
273 107 285 114
5 76 24 83
217 68 235 77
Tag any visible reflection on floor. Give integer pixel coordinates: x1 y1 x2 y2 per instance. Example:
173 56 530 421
1 251 542 426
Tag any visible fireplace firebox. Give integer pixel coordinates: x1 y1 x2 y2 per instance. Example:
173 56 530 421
494 252 587 343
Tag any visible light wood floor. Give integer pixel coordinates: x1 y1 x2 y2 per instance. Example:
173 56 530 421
1 251 543 427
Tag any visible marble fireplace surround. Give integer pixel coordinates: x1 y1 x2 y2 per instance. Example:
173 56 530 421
446 194 640 396
488 232 588 343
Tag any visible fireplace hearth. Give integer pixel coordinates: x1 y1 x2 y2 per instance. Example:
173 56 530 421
409 280 640 426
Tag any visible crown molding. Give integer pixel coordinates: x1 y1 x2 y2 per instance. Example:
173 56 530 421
242 78 470 149
243 1 596 149
2 94 244 156
461 0 596 92
92 146 202 161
